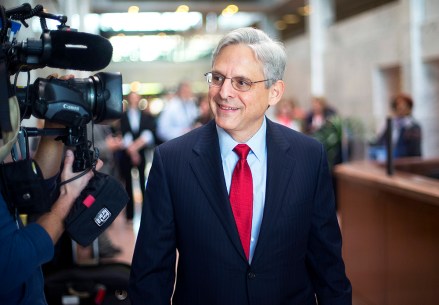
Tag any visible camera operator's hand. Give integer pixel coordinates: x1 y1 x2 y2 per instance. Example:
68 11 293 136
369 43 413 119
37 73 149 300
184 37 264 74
36 149 103 244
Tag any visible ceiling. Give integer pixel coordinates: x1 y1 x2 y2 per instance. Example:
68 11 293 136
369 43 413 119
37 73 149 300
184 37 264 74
88 0 308 40
89 0 306 15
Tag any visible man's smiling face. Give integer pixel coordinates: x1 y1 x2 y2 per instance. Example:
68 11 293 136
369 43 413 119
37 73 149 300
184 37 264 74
208 44 282 142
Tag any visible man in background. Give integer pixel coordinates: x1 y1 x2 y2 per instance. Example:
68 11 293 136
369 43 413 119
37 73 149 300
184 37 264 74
372 93 422 158
118 91 156 221
156 81 199 142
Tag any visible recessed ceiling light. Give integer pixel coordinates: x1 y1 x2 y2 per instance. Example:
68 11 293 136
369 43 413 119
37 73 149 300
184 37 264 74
176 5 190 13
128 6 139 13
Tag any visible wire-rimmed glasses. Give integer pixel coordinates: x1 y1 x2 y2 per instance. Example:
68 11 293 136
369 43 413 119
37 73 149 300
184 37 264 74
204 72 272 92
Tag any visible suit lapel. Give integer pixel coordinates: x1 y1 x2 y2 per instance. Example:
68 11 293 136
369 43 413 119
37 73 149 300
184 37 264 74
252 120 296 264
189 121 245 258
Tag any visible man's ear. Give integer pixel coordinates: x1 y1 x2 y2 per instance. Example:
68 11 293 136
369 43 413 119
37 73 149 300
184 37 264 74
268 80 285 107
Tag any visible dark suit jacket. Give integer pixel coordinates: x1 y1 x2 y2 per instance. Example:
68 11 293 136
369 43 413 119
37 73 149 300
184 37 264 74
129 118 352 305
117 110 156 174
394 123 422 157
119 110 156 155
373 117 422 158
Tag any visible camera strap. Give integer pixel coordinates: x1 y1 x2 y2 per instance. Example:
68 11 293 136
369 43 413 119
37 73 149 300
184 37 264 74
0 49 12 132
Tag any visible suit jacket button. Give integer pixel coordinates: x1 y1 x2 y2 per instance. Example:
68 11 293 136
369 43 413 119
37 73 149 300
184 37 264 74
247 272 256 279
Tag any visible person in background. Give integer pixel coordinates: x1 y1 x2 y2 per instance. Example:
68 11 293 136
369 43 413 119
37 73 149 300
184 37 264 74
193 93 213 127
129 27 351 305
0 73 102 304
88 123 123 180
372 93 422 158
156 81 199 142
84 123 124 258
304 96 337 135
118 91 156 221
274 97 305 132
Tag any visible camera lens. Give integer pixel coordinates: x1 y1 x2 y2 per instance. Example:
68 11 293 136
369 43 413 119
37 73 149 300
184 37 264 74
89 72 123 124
15 72 123 127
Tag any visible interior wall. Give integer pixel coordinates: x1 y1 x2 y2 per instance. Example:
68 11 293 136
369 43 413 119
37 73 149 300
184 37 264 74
282 36 312 110
419 60 439 157
283 0 439 157
372 65 402 134
286 2 401 133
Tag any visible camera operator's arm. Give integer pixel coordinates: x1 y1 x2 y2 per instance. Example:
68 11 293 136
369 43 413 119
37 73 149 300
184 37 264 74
0 150 102 296
33 73 105 243
33 121 65 178
37 149 102 243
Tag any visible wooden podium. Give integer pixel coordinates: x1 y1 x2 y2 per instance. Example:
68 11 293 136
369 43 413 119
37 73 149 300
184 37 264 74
334 159 439 305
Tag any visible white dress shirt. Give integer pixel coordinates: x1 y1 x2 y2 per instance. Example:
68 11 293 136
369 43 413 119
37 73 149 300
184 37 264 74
217 117 267 263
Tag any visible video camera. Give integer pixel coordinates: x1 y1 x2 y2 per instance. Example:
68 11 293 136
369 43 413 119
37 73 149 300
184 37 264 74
0 3 122 172
0 3 128 246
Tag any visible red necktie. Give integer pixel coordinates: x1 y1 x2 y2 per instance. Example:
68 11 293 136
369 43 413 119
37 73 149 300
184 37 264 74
229 144 253 260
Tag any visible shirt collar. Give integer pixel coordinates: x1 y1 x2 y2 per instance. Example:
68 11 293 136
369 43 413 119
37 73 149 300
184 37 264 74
217 117 267 161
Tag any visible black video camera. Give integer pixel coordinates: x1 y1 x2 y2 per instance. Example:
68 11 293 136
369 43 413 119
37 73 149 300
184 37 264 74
0 3 122 172
0 4 129 246
15 72 123 172
16 72 122 128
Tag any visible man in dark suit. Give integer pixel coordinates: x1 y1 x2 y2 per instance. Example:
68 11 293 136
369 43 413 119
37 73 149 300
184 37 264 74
374 93 422 158
118 91 156 221
129 27 352 304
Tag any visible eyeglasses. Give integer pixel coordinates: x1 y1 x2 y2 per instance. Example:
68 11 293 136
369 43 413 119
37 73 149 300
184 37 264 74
204 72 272 92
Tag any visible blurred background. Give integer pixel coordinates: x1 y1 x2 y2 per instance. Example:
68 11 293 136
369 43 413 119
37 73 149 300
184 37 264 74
4 1 439 305
5 0 439 161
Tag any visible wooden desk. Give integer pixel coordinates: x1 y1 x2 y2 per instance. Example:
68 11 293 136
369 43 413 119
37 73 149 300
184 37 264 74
334 160 439 305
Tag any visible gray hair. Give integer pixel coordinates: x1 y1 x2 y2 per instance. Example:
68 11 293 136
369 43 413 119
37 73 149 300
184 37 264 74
211 27 287 88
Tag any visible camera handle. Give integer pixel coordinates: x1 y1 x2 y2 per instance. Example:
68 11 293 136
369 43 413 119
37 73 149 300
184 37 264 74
22 126 98 172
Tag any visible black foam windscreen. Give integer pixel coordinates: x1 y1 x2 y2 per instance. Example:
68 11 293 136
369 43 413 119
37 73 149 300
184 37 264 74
46 31 113 71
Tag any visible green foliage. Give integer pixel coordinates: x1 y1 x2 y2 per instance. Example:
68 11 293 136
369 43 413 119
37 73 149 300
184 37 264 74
311 115 366 170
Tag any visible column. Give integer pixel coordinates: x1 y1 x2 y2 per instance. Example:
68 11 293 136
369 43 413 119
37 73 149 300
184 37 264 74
308 0 334 96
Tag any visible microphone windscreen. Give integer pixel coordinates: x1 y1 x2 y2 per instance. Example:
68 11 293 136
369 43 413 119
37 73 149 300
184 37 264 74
46 31 113 71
